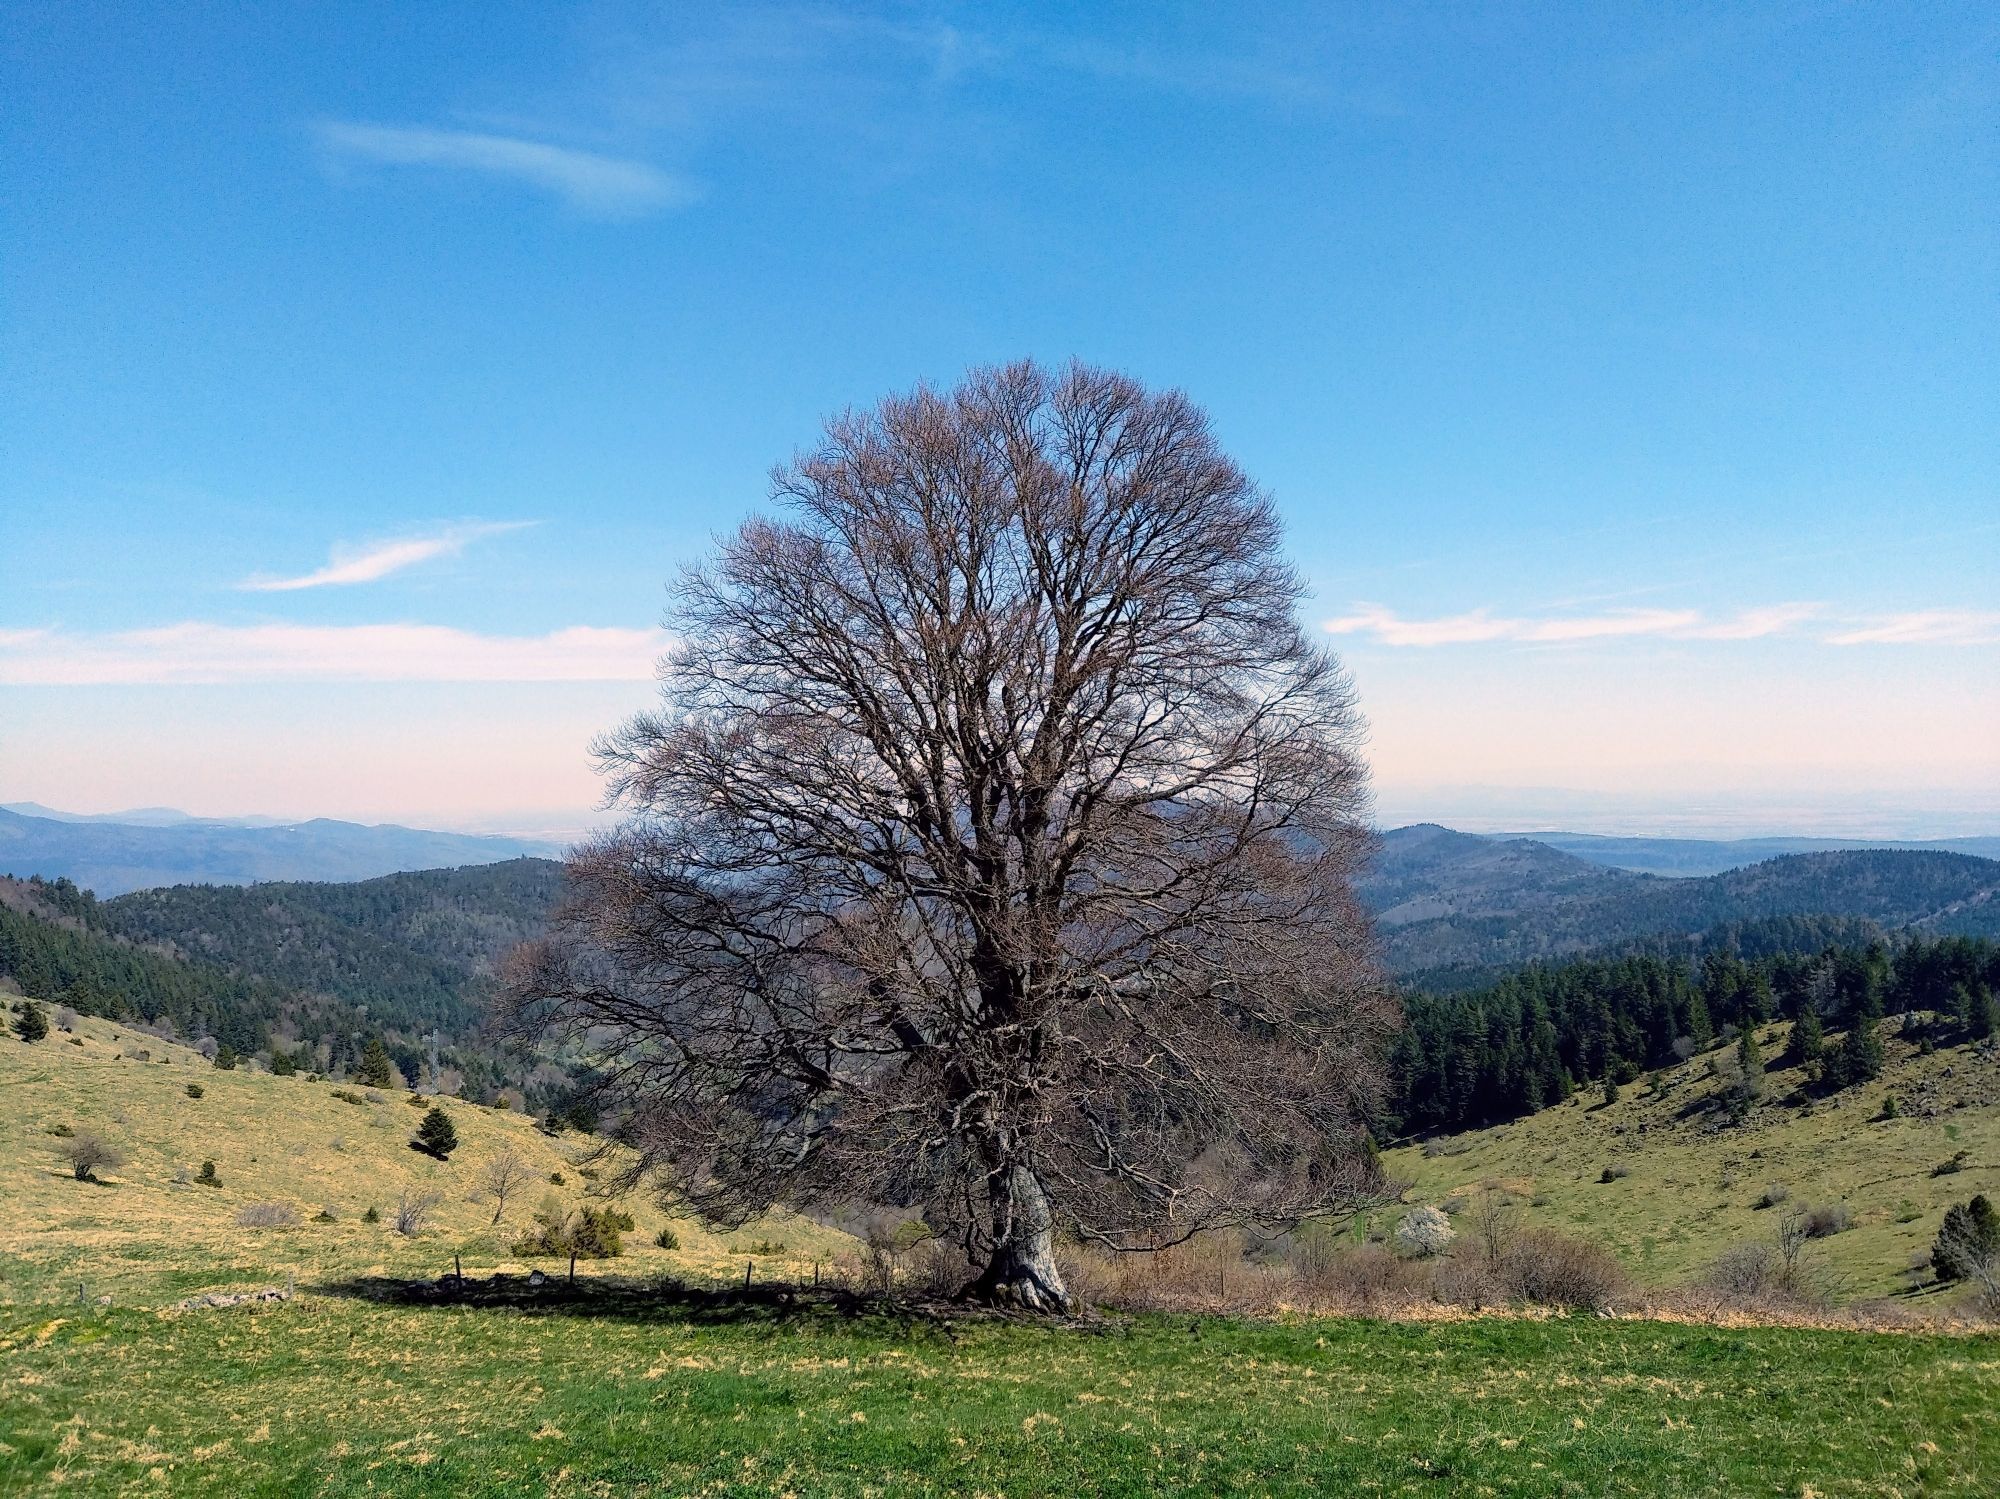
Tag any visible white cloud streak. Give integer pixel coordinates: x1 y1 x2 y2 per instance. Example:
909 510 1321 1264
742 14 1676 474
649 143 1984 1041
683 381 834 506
0 623 670 685
1824 610 2000 646
315 122 691 218
1323 603 1825 648
239 521 536 592
1326 602 2000 649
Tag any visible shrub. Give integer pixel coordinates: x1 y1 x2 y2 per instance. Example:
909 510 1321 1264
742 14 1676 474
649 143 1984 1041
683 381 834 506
514 1204 629 1260
13 1001 49 1043
1933 1151 1970 1177
1933 1195 2000 1283
1429 1245 1502 1309
411 1106 459 1160
1303 1244 1427 1309
53 1005 79 1032
393 1189 442 1237
185 1083 205 1100
1801 1203 1852 1239
1600 1164 1631 1183
361 1204 381 1224
195 1160 221 1187
61 1132 125 1181
1392 1205 1455 1258
330 1088 367 1106
312 1207 337 1223
549 1171 565 1185
46 1122 73 1138
1704 1242 1779 1299
653 1225 680 1250
1497 1230 1627 1311
1753 1184 1790 1210
235 1201 300 1228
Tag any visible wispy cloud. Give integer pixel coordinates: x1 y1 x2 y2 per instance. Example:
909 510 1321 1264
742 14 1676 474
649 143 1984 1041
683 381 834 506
1825 610 2000 646
239 521 536 593
1323 603 1824 648
315 122 691 218
0 623 668 685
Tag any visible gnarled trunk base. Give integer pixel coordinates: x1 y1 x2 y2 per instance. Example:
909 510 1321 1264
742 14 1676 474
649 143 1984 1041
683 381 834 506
961 1163 1073 1313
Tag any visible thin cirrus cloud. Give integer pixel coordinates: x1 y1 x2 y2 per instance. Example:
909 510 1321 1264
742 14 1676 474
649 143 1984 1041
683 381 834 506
0 623 670 686
1823 610 2000 646
1323 603 1825 648
238 521 536 592
314 121 691 218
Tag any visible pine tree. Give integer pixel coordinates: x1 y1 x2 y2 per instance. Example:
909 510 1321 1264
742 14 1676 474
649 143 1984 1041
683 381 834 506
356 1036 395 1089
13 1001 49 1043
1788 1008 1824 1069
1934 1195 2000 1281
413 1106 459 1160
1966 986 1999 1042
213 1042 239 1071
270 1046 298 1077
1736 1022 1766 1107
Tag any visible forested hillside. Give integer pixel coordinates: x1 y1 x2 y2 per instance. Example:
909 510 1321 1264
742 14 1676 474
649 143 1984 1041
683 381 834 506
0 863 572 1107
1388 932 2000 1137
99 858 565 1028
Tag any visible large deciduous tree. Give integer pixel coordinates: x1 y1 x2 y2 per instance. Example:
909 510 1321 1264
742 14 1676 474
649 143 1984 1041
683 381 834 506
509 360 1395 1310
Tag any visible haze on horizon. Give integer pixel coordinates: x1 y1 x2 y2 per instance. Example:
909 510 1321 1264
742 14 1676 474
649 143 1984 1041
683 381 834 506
3 5 1995 840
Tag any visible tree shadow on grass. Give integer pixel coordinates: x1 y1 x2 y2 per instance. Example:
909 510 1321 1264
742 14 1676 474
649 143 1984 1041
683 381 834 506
307 1270 1110 1339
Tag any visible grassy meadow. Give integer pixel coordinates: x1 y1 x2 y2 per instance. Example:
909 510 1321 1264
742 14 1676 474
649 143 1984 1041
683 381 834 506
1381 1018 2000 1298
5 1010 2000 1494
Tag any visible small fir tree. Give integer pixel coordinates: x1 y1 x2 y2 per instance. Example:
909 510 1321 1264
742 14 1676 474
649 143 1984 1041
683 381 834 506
413 1106 459 1160
213 1042 239 1070
14 1001 49 1043
1788 1008 1824 1069
1934 1195 2000 1282
1737 1022 1766 1104
355 1037 395 1089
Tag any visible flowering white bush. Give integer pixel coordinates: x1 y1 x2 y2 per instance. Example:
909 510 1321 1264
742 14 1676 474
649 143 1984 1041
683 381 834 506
1393 1204 1456 1258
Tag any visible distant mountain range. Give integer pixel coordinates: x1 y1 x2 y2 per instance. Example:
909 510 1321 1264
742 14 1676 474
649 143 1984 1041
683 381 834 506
0 805 562 896
1361 824 2000 981
5 802 1997 990
1500 829 2000 877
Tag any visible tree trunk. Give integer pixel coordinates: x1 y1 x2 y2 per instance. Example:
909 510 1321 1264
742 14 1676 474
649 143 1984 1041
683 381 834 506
963 1163 1072 1312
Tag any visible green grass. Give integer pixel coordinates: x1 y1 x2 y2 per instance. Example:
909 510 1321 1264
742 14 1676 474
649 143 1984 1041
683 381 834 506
7 1010 2000 1494
5 1296 1998 1495
1382 1019 2000 1297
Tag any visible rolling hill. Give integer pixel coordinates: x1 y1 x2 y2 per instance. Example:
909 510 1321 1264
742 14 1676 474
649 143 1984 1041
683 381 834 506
1506 830 2000 878
1365 826 2000 979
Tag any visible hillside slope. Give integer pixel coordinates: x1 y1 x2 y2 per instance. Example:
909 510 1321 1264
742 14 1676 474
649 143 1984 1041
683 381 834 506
0 1008 849 1307
1382 1014 2000 1296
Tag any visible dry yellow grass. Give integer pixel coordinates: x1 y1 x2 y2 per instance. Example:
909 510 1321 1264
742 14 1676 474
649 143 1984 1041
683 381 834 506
0 1013 854 1307
1383 1018 2000 1298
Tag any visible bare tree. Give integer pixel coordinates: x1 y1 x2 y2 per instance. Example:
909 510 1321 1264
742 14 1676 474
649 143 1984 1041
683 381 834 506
509 360 1395 1310
480 1148 533 1225
394 1188 443 1238
61 1132 125 1182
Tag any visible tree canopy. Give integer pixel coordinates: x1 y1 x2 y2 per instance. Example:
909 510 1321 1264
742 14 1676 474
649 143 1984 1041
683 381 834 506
511 360 1393 1309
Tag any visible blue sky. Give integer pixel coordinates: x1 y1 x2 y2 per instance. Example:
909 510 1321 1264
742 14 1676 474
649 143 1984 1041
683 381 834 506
3 2 1995 836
